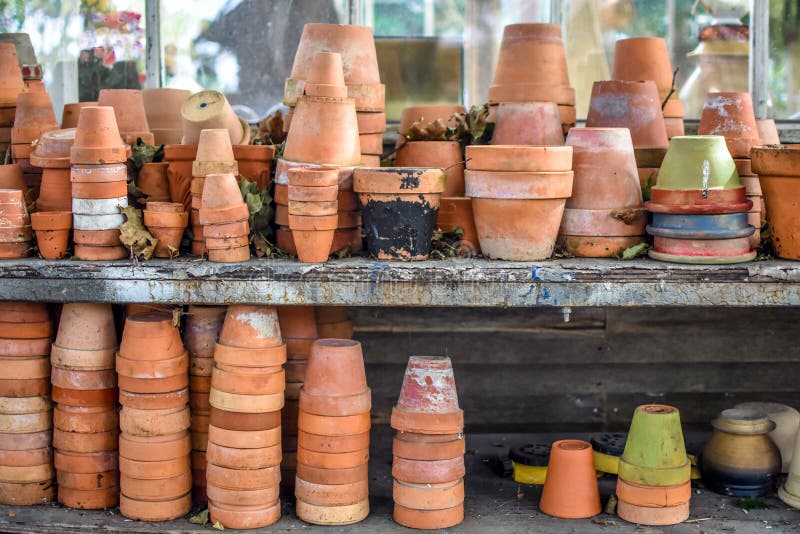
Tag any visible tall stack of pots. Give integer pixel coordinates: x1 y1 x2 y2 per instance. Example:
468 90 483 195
207 305 285 528
142 202 188 258
288 167 339 263
51 303 119 509
117 312 192 521
698 92 763 248
70 106 129 261
295 339 370 526
11 91 59 194
142 88 189 146
464 145 573 261
198 172 251 263
489 24 575 135
97 89 154 146
0 43 26 154
559 128 646 257
0 302 54 505
0 188 32 258
278 50 363 257
586 80 670 196
646 135 755 264
30 128 75 212
182 305 226 505
612 37 685 138
391 356 465 529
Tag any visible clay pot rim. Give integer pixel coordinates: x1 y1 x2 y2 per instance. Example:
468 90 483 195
711 408 776 435
30 211 72 230
353 167 446 194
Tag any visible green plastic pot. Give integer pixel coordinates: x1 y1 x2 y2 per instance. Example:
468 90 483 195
618 404 691 486
655 135 740 191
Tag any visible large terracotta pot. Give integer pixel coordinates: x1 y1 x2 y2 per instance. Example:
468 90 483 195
491 102 564 146
97 89 154 146
751 145 800 259
394 141 464 197
698 92 759 158
586 80 668 150
142 88 189 146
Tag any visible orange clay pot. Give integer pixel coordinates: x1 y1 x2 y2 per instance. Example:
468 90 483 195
395 141 465 197
751 146 800 259
296 463 368 486
54 450 118 474
298 411 371 437
218 305 281 349
698 92 760 158
138 162 171 203
53 405 117 433
586 80 669 150
0 377 49 397
206 442 281 469
233 144 275 189
61 102 97 129
393 433 465 461
50 367 116 390
119 431 191 462
142 88 189 145
53 428 118 453
181 90 249 145
0 43 25 107
164 144 197 210
539 440 601 519
57 470 119 490
392 455 464 484
11 91 58 144
299 339 370 416
209 408 281 432
394 503 463 530
119 405 191 437
0 337 51 357
30 210 71 259
612 37 675 99
298 446 369 470
119 312 184 360
205 463 280 490
212 342 287 368
393 478 463 511
284 99 361 166
184 305 226 359
120 471 191 501
295 476 367 507
492 102 564 146
195 128 235 163
119 388 188 410
298 430 369 454
465 145 572 172
208 501 281 530
119 493 191 522
277 305 318 338
96 89 153 145
0 164 28 197
756 119 780 145
70 106 128 165
54 303 116 351
391 356 463 435
207 424 281 449
617 500 690 526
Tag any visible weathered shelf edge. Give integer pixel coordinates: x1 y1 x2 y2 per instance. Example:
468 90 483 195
0 257 799 306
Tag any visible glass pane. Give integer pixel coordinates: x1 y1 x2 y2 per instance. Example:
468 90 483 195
769 1 800 118
160 0 348 122
1 0 146 123
564 0 751 119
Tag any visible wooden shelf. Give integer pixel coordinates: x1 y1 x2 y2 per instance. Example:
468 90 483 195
1 257 799 307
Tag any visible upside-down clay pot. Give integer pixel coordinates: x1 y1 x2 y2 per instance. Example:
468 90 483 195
539 440 601 519
0 43 25 107
61 102 97 129
394 141 465 197
96 89 153 146
30 210 71 259
142 88 190 146
391 356 462 435
70 106 128 165
756 119 780 145
698 92 760 158
734 402 800 473
651 136 741 193
54 303 116 354
0 164 27 195
12 91 59 145
353 167 445 260
752 146 800 259
181 90 249 146
612 37 675 99
491 102 564 146
218 305 282 349
586 80 669 150
701 408 781 496
300 339 370 417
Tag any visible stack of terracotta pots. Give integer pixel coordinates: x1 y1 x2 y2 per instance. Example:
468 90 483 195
586 80 670 194
138 162 171 204
207 305 285 529
315 307 354 339
646 135 755 264
117 312 192 521
191 129 239 256
142 88 190 146
616 405 691 526
698 92 763 248
391 356 464 529
295 339 370 526
234 144 275 190
181 90 250 146
30 128 75 212
51 303 119 509
61 103 97 129
488 24 575 135
277 50 363 257
612 37 685 138
0 43 26 154
198 171 251 262
288 167 338 263
183 305 226 504
559 128 646 257
96 89 154 146
539 440 601 519
0 188 32 258
283 23 384 166
0 302 54 505
464 145 573 261
143 202 188 258
277 306 319 492
11 91 59 194
70 106 129 261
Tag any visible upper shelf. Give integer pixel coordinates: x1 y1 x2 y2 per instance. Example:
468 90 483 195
0 257 799 307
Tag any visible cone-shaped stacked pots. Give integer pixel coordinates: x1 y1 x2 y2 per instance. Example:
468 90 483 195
616 405 691 526
354 167 445 260
143 202 187 258
701 408 781 497
0 188 33 258
699 92 763 247
0 302 55 505
0 43 26 154
646 135 755 264
181 90 250 146
11 91 59 190
283 23 385 166
586 80 669 192
296 339 370 526
207 305 285 528
752 145 800 259
182 305 226 504
734 402 800 473
142 88 189 146
489 23 575 134
117 312 192 521
779 426 800 509
70 106 129 260
465 145 573 260
52 303 119 509
559 128 645 256
612 37 685 138
288 167 338 263
278 306 320 492
278 51 363 257
539 440 601 519
96 89 154 146
30 128 76 212
391 356 464 529
199 171 251 262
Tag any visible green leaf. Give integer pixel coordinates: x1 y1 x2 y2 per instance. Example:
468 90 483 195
615 242 649 260
212 520 225 530
128 139 164 169
188 508 209 525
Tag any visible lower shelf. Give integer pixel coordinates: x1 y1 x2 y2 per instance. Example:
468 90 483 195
0 431 797 533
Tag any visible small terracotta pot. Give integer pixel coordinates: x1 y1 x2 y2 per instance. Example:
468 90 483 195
395 141 464 197
11 91 58 144
751 146 800 259
120 312 184 360
51 367 116 390
284 97 361 166
619 405 690 487
30 210 71 259
0 43 25 106
181 90 249 145
138 162 171 202
208 424 281 450
195 128 235 163
698 92 759 158
119 493 191 522
213 342 287 368
586 80 669 150
199 171 246 212
70 106 128 165
492 102 564 146
538 440 601 519
278 306 318 339
96 89 153 145
393 478 463 511
490 24 570 97
218 305 281 349
299 339 369 415
756 119 780 145
390 356 462 435
61 102 97 129
234 144 275 189
612 37 675 98
298 411 371 437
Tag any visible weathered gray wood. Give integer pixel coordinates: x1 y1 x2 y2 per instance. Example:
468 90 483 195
2 257 800 306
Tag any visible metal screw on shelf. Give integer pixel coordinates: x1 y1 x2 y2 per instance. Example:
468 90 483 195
562 306 571 323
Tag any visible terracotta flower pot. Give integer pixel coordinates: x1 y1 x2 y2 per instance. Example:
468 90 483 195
491 102 564 146
756 119 780 145
299 339 370 417
284 97 361 166
586 80 669 150
61 103 97 129
143 202 188 258
36 168 71 211
217 305 282 350
701 408 781 496
54 303 116 352
12 91 58 145
751 145 800 259
0 43 24 107
395 141 464 197
779 427 800 509
538 440 601 519
138 162 171 203
734 402 800 473
70 106 128 165
181 90 249 145
0 164 27 196
208 501 281 530
619 405 690 487
698 92 759 158
164 144 197 210
28 210 69 259
142 88 190 145
353 167 445 260
234 144 275 189
391 356 462 435
195 128 235 165
185 305 226 360
120 493 191 522
559 128 645 257
612 37 675 98
199 172 248 222
296 497 369 526
96 89 154 146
